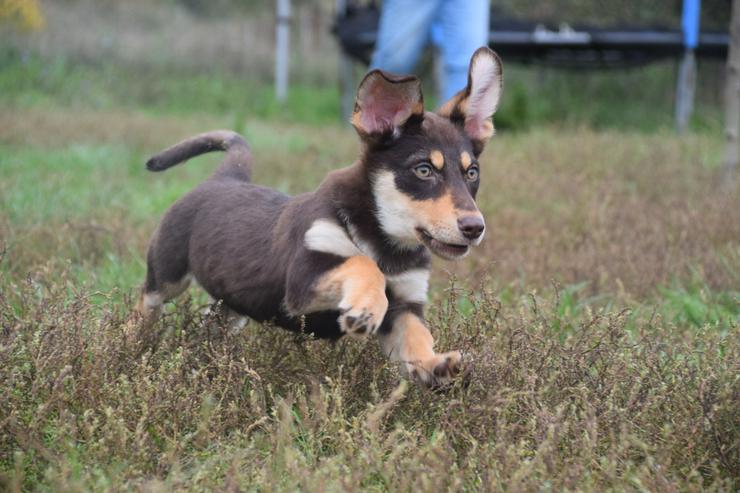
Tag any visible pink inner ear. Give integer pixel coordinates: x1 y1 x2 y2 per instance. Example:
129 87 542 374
464 118 494 141
464 119 485 138
360 92 413 134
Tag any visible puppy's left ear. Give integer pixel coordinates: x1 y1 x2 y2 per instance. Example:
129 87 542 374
438 47 503 155
351 70 424 142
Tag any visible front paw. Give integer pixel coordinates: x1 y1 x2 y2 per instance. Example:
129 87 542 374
406 350 463 388
338 292 388 339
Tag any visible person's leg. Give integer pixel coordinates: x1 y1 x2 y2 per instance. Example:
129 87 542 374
370 0 441 74
434 0 490 101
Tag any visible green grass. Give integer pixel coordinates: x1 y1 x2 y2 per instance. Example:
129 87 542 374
0 143 208 223
0 52 738 490
0 51 343 124
658 282 738 331
0 48 726 132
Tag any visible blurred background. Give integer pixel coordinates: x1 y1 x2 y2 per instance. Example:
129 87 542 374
0 0 733 129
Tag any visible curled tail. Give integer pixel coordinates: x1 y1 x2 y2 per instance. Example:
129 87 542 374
146 130 252 181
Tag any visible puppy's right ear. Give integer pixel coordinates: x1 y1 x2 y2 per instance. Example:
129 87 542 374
351 70 424 141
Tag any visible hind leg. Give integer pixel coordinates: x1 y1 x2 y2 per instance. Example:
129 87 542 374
128 275 190 351
202 297 249 333
135 275 192 328
134 237 192 329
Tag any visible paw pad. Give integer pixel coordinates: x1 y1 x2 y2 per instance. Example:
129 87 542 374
340 308 379 337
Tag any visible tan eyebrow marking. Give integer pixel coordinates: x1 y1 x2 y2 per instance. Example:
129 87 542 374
460 151 472 170
430 150 445 170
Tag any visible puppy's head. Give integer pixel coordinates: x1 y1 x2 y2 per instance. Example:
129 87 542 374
352 47 503 260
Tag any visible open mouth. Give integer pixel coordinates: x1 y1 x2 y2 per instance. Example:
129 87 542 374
416 229 470 259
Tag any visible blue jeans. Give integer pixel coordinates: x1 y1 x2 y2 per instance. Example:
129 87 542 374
370 0 490 102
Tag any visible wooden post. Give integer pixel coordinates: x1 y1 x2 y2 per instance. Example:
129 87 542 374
723 0 740 179
275 0 291 103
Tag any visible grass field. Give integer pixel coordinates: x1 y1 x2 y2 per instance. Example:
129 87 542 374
1 53 739 490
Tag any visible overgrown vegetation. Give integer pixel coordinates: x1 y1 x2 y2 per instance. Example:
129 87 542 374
1 0 738 490
1 275 737 491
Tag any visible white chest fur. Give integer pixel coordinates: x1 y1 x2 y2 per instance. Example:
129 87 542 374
385 269 430 304
304 219 429 304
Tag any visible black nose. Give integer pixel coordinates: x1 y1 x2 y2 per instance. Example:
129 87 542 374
458 215 485 240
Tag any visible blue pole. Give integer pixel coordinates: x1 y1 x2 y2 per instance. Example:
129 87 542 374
682 0 701 50
675 0 701 132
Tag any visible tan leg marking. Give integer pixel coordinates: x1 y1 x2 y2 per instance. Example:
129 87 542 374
315 256 388 338
381 312 462 387
133 276 192 329
430 150 445 170
134 292 162 329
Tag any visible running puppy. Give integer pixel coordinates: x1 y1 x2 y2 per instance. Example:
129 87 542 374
137 47 503 387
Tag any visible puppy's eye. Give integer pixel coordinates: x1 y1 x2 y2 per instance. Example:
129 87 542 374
413 163 434 180
466 165 479 182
